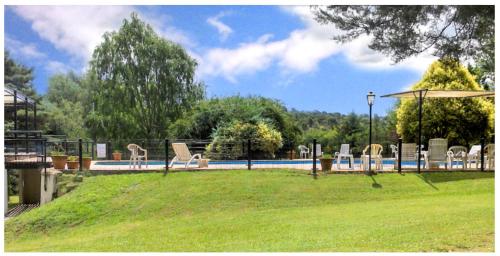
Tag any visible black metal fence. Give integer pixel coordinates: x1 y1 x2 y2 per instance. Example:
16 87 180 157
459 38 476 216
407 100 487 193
4 135 494 173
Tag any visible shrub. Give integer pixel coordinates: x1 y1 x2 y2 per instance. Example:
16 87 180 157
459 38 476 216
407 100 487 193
396 59 495 146
321 153 333 159
67 156 79 161
205 121 283 160
50 150 66 157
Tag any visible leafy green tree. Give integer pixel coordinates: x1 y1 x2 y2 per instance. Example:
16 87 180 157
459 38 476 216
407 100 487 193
396 59 495 146
87 13 204 140
290 110 342 131
301 127 339 154
313 6 494 79
170 96 301 151
205 121 283 160
4 51 37 99
39 73 88 138
468 63 494 90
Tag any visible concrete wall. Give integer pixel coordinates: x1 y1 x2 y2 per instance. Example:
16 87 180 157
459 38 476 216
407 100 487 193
13 168 61 206
4 170 8 214
20 169 41 204
40 169 61 205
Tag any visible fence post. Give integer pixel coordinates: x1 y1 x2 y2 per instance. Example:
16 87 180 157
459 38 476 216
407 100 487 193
108 141 112 160
398 138 402 173
78 138 83 173
480 137 485 171
247 139 251 170
91 141 95 160
312 139 317 177
64 138 68 155
86 141 89 156
44 139 47 191
164 139 169 175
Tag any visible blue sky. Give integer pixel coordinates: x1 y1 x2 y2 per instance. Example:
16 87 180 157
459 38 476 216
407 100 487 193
5 5 437 115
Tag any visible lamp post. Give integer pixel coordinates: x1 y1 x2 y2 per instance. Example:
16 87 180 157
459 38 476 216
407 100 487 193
367 92 375 175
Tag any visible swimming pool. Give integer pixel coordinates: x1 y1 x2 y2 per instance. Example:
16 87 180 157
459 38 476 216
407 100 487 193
94 159 432 166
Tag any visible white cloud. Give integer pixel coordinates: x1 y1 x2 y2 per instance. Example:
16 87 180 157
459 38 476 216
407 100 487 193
207 11 233 42
11 6 196 66
140 12 196 48
5 35 46 59
199 6 437 83
198 6 341 81
45 60 71 74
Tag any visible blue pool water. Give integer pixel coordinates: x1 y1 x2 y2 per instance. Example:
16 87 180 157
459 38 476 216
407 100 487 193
94 159 437 166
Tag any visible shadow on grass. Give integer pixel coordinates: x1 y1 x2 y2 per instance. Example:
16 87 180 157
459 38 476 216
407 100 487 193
420 172 494 183
416 174 439 190
370 176 383 189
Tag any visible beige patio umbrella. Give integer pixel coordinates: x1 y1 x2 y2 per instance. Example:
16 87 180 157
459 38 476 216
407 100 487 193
381 89 495 173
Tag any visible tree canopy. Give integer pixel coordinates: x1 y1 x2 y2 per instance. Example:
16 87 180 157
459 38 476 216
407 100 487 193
87 13 205 140
5 51 37 99
396 59 495 146
170 96 302 152
313 5 495 84
39 73 89 138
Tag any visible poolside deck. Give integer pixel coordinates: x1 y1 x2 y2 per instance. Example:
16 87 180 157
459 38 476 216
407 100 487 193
86 159 493 175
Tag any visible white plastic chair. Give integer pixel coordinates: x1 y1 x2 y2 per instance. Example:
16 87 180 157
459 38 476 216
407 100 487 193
474 144 495 170
467 145 482 169
424 138 448 170
389 144 398 158
485 144 495 169
395 143 418 169
361 144 384 171
170 143 206 168
298 145 309 159
447 146 468 169
334 144 354 169
127 144 148 169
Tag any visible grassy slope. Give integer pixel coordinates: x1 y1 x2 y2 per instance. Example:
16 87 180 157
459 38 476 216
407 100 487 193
4 170 494 252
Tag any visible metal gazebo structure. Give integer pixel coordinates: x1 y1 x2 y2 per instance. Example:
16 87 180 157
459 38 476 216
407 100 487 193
381 89 495 173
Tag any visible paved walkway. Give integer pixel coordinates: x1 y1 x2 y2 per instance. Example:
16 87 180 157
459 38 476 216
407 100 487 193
87 159 491 174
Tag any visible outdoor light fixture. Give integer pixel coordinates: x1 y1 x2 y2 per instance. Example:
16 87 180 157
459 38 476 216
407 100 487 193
367 91 375 175
367 91 375 106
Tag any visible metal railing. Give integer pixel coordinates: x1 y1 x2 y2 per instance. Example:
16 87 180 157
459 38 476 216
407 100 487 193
6 135 493 174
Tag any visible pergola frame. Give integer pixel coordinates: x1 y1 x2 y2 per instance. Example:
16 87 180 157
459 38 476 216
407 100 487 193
381 89 495 173
4 87 38 131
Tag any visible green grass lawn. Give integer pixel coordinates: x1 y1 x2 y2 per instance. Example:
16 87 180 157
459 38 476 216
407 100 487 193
4 170 494 252
8 195 20 209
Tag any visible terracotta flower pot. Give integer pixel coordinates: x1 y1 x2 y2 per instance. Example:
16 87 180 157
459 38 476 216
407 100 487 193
67 161 79 170
320 158 333 172
112 152 122 161
82 157 92 170
52 155 68 170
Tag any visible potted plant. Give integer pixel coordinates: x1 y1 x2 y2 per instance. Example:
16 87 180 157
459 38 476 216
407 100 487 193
67 156 79 170
319 153 334 172
82 153 92 170
112 150 122 161
50 150 68 170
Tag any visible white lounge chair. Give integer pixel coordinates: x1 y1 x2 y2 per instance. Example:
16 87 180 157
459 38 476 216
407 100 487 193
395 143 418 169
334 144 354 169
424 138 448 170
447 146 468 169
485 144 495 169
170 143 207 168
467 145 482 169
474 144 495 170
361 144 383 171
309 143 323 158
127 144 148 169
298 145 309 159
